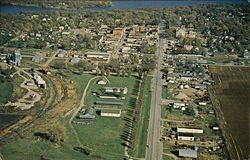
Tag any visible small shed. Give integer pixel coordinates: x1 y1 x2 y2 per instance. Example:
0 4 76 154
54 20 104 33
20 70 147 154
100 108 121 117
178 149 197 158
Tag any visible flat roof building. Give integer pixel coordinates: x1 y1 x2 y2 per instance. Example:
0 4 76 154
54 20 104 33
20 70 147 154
95 101 124 105
177 127 203 134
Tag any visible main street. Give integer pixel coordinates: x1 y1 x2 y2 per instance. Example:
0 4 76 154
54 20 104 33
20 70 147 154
146 21 166 160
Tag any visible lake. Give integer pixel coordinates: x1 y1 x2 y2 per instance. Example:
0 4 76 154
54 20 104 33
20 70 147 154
0 0 248 15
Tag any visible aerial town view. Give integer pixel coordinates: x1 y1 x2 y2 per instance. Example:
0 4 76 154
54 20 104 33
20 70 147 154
0 0 249 160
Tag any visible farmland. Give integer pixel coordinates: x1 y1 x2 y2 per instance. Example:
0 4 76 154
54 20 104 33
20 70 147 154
209 66 250 160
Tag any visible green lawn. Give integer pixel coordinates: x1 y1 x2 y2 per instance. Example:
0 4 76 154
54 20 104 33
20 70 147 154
0 80 13 104
72 75 139 159
130 76 152 158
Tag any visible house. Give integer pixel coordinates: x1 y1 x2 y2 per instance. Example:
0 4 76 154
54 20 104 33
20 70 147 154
97 79 108 85
70 57 80 63
100 108 122 117
92 62 98 73
178 149 197 158
177 133 195 141
32 55 44 62
57 50 67 57
243 51 250 58
173 102 185 109
78 114 95 120
177 127 203 134
103 87 128 94
95 101 124 105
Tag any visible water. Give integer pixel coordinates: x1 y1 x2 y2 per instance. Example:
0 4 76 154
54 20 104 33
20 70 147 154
92 0 249 10
0 0 248 15
0 5 59 15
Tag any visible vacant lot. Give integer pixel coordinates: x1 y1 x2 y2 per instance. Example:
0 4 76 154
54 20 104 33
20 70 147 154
209 66 250 160
0 81 13 104
0 114 24 131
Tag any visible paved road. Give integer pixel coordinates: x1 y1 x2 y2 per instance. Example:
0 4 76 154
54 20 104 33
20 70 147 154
146 22 166 160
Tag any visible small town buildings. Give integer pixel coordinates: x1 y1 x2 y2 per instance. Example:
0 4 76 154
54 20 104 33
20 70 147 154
70 57 80 63
95 101 124 105
103 87 128 94
177 133 195 141
177 127 204 134
178 149 198 158
33 73 46 88
57 50 67 57
100 108 122 117
32 55 44 62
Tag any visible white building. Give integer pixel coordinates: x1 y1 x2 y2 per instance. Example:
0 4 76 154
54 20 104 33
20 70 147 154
100 108 121 117
103 87 128 94
177 127 203 134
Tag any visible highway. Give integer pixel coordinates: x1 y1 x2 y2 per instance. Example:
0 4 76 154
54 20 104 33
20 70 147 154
146 21 166 160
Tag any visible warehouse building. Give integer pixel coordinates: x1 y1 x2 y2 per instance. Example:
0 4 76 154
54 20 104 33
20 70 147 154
177 127 204 134
100 108 122 117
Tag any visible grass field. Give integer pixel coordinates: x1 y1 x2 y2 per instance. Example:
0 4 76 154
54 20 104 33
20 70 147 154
0 81 13 104
130 76 152 158
209 66 250 160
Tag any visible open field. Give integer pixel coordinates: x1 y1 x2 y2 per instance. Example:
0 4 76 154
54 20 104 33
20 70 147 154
209 66 250 160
